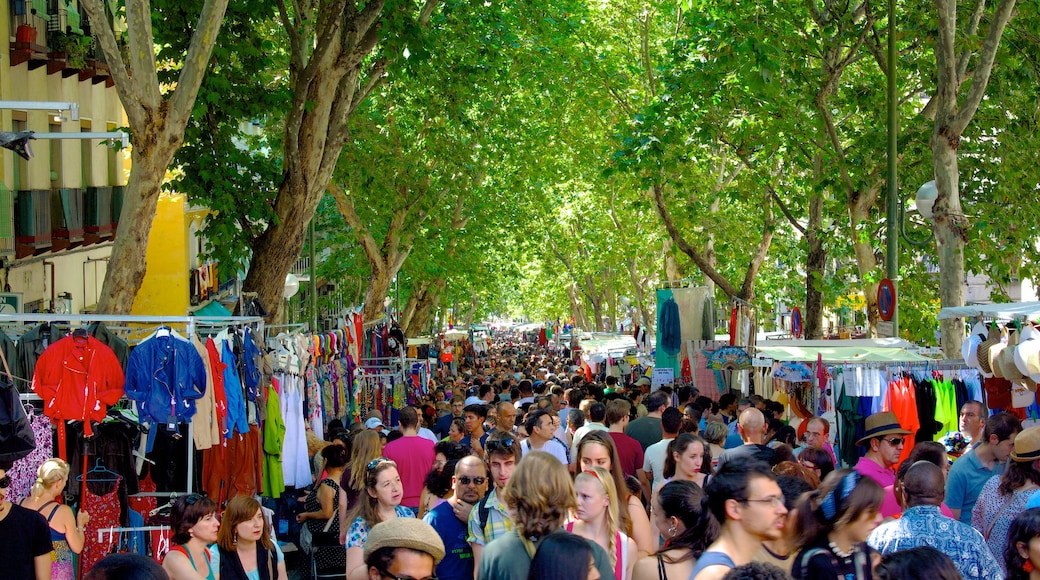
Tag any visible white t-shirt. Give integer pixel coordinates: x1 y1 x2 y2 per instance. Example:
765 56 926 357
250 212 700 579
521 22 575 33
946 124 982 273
643 436 675 491
522 438 569 464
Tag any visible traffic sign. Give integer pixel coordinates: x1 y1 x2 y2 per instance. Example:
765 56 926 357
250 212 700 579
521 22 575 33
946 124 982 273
791 307 803 338
878 278 896 322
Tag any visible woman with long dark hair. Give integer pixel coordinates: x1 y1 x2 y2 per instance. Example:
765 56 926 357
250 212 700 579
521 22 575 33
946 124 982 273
632 480 718 580
1006 508 1040 580
974 426 1040 575
791 469 883 579
528 531 600 580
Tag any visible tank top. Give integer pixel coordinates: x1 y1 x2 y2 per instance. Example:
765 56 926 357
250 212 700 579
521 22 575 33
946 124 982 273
168 544 217 580
688 551 735 579
565 521 630 580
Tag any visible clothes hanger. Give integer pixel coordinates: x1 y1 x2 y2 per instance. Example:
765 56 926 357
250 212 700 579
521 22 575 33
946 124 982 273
77 458 121 482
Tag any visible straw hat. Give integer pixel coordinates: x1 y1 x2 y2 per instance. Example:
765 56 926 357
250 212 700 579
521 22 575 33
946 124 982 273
1000 331 1038 391
1011 426 1040 462
977 324 1000 377
989 326 1009 379
856 412 912 447
362 517 446 563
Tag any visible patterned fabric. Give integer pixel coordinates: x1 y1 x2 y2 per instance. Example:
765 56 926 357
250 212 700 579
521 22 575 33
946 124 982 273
868 505 1003 580
80 477 122 574
466 489 514 546
972 476 1038 575
346 506 415 548
7 408 52 503
49 536 74 580
305 478 344 570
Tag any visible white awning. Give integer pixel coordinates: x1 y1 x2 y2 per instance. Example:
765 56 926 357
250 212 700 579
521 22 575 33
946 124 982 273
937 302 1040 320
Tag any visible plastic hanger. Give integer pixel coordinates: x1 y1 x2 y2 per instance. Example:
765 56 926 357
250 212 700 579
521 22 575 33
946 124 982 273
77 459 121 482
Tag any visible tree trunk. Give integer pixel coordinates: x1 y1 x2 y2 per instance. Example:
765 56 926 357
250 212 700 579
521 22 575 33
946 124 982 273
848 201 880 336
568 285 589 329
98 143 176 313
663 238 679 282
361 268 394 322
932 132 968 357
804 233 826 339
405 279 443 336
703 197 720 295
81 0 230 313
929 0 1017 357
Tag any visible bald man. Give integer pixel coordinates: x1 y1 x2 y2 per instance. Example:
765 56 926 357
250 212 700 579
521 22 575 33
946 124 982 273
423 455 488 580
715 408 776 472
868 462 1001 580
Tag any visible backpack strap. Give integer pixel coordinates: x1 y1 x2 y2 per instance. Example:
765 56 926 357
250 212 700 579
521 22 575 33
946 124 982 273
798 547 840 579
477 492 493 537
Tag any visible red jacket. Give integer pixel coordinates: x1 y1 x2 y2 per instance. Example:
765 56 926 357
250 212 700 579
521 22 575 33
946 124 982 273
32 335 125 436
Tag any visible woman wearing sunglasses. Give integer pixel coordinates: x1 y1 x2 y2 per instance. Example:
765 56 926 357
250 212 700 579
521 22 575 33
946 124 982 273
345 458 413 580
163 493 219 580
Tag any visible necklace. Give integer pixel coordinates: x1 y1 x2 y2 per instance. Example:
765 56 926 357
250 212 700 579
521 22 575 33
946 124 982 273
828 540 854 559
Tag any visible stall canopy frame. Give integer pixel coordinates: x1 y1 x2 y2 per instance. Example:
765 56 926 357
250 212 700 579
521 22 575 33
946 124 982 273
937 302 1040 321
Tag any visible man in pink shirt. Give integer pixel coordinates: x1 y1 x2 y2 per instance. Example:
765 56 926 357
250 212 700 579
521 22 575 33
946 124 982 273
854 411 911 488
383 406 435 512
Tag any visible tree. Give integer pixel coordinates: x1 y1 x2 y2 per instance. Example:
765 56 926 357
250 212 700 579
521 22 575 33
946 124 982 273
81 0 230 313
929 0 1018 358
240 0 440 320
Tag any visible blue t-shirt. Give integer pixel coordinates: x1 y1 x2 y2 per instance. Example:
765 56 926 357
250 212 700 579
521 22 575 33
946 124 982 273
946 447 1003 524
423 501 473 580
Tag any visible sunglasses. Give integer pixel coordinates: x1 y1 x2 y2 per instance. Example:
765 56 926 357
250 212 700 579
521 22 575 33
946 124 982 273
368 457 392 471
882 437 905 446
184 493 204 505
0 475 10 489
485 438 516 453
457 476 486 486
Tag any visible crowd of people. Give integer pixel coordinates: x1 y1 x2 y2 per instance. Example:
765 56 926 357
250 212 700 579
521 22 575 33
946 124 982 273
6 339 1040 580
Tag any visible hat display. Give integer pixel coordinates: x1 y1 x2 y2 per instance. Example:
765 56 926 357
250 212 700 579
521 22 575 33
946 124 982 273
963 321 988 370
1001 331 1035 391
1011 426 1040 462
856 411 912 447
362 517 446 563
364 417 385 430
976 324 1001 377
989 326 1010 379
1015 326 1040 384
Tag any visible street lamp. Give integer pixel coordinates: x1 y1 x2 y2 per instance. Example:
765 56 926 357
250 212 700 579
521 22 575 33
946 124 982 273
899 180 937 247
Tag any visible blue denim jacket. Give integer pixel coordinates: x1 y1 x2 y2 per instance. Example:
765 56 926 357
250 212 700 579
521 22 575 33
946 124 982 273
126 333 207 424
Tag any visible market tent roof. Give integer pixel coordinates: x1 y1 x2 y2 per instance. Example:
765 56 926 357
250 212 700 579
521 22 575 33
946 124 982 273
443 329 468 341
193 300 233 317
761 338 919 349
937 302 1040 320
577 332 637 355
755 345 931 363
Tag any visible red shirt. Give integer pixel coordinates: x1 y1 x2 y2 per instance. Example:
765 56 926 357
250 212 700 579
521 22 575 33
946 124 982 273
609 432 645 478
32 335 124 436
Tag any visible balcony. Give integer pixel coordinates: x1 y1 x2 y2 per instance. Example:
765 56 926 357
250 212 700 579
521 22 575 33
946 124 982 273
15 189 52 258
50 187 84 251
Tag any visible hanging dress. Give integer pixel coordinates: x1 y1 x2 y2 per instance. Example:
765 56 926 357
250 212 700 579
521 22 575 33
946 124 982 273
7 406 53 503
80 476 122 574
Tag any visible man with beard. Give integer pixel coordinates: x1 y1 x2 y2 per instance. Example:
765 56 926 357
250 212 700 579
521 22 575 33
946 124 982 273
691 460 789 580
423 456 488 580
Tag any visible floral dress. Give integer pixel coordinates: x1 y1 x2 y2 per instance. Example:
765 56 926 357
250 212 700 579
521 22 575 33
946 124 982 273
346 506 415 548
971 476 1038 575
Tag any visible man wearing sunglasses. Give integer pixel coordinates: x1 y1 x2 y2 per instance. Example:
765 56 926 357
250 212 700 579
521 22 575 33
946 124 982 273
854 412 913 487
0 461 55 580
423 456 488 580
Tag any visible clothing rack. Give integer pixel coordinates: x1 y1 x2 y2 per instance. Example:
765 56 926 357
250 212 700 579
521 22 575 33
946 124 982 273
1 313 266 496
98 525 170 542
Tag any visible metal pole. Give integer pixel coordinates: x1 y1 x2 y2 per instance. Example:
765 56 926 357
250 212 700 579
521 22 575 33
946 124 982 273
0 101 79 120
886 0 899 337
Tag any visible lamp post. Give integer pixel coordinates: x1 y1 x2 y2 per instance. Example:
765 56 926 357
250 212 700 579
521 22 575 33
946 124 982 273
885 0 899 337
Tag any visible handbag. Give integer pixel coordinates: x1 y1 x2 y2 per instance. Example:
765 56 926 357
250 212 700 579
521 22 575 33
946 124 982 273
299 506 338 553
0 347 36 463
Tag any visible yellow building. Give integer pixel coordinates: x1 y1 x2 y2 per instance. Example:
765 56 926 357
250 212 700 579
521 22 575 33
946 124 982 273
1 0 209 317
